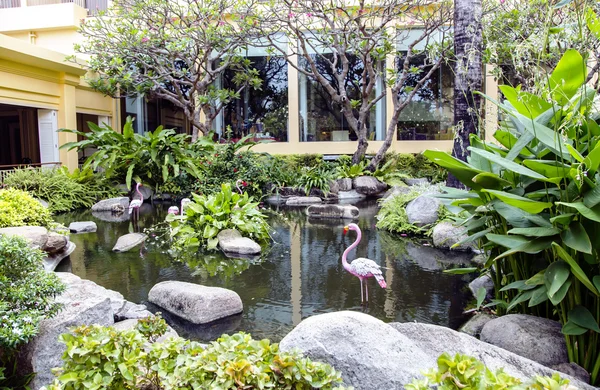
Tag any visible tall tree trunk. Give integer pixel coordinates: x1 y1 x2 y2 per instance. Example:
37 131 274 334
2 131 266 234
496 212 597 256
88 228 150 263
447 0 483 188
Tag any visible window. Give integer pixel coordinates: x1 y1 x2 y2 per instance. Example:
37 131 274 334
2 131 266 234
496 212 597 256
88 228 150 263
215 42 289 142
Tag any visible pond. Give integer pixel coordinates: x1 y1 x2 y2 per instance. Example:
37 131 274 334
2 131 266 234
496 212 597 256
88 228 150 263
54 200 475 342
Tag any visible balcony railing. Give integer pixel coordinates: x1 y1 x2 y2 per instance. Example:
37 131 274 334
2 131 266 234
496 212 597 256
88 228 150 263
0 0 107 16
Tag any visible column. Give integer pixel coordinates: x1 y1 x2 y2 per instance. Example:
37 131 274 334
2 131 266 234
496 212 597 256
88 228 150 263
57 74 79 171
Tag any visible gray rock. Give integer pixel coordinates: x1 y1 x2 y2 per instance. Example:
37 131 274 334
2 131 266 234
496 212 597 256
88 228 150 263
264 195 286 205
69 221 97 233
139 186 153 201
148 281 243 324
381 186 412 203
44 241 76 271
552 363 590 384
469 275 494 300
328 180 340 195
278 187 307 197
114 301 153 321
390 322 591 390
217 229 261 255
337 190 367 201
0 226 48 249
279 311 431 389
404 178 429 186
112 319 179 344
472 253 487 266
285 196 322 206
406 195 442 227
36 198 49 208
17 276 115 389
306 204 359 219
481 314 569 368
91 197 130 212
55 272 126 316
353 176 387 196
43 232 68 254
91 210 130 223
337 178 353 191
112 233 147 252
459 312 496 338
432 221 474 251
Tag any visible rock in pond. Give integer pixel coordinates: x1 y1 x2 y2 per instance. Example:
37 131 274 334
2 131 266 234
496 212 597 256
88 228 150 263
432 221 474 251
306 204 359 219
480 314 568 368
0 226 48 248
406 195 442 227
381 185 412 203
91 196 130 212
459 312 496 338
337 190 367 201
92 210 130 223
328 179 340 194
148 281 243 324
42 232 68 254
69 221 97 233
279 311 591 390
285 196 322 206
337 178 353 191
217 229 261 255
404 178 429 186
468 274 494 300
353 176 387 196
112 233 147 252
44 241 76 271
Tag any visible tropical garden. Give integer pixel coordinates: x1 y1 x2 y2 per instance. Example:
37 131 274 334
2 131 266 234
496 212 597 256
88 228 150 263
2 0 600 388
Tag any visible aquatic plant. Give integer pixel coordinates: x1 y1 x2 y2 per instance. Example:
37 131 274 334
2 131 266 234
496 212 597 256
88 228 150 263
0 188 54 228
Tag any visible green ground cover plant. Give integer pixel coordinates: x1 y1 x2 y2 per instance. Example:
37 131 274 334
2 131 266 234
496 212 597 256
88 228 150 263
0 235 65 388
424 49 600 383
44 316 348 390
2 167 121 213
0 188 53 228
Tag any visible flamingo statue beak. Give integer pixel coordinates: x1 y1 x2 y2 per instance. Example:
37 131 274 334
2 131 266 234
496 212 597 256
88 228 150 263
342 226 349 235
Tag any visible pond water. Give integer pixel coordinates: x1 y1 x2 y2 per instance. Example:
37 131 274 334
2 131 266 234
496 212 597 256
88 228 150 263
54 200 475 342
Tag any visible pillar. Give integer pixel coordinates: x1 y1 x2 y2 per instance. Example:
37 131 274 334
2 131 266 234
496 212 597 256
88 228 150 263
57 73 80 171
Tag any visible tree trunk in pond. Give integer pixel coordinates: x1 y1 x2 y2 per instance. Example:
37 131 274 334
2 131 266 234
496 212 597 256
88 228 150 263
448 0 483 189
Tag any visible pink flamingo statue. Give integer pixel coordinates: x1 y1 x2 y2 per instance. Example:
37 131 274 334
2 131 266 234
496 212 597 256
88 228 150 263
342 223 387 303
235 179 246 194
128 182 143 219
180 198 191 217
167 206 179 215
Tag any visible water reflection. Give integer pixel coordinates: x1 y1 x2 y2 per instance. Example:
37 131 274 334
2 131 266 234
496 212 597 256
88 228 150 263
55 200 474 342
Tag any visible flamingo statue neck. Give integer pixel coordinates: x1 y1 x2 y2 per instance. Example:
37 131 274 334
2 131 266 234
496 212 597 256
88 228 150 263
135 183 143 201
342 223 361 272
235 179 243 194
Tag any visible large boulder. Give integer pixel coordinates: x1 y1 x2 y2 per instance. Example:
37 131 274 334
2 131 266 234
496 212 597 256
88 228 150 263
337 178 353 191
0 226 48 249
286 196 322 206
148 281 243 324
42 232 68 254
279 311 432 389
112 233 147 252
480 314 569 368
69 221 97 233
406 195 442 227
459 312 496 338
468 275 494 300
432 221 474 251
44 241 76 271
337 190 367 202
55 272 126 315
353 176 387 196
328 180 340 195
91 197 130 212
217 229 261 255
381 186 411 203
306 204 359 219
91 210 130 223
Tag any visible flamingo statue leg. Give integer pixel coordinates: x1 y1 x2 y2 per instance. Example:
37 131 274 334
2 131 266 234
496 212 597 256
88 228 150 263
359 278 364 302
365 282 369 302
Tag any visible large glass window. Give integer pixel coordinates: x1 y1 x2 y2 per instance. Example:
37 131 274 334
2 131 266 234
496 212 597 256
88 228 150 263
215 44 289 142
396 29 454 141
298 53 386 142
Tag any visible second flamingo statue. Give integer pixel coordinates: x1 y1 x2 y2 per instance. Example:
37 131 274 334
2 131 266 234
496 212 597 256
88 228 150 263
342 223 387 303
128 182 144 218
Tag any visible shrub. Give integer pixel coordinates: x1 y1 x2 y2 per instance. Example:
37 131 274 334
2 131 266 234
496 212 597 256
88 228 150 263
3 167 121 213
297 164 335 195
0 188 53 228
45 317 348 390
382 152 447 183
169 183 270 251
0 235 65 387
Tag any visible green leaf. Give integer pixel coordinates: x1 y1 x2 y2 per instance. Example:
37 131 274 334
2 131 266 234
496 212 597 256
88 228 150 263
550 213 575 226
549 279 572 305
443 267 478 275
529 285 549 307
482 189 552 214
549 49 586 103
126 164 135 190
594 276 600 295
494 237 553 261
561 221 592 254
562 320 588 336
552 243 598 295
468 148 548 181
498 85 552 119
523 160 570 179
544 261 570 298
507 227 560 237
507 290 535 312
556 201 600 223
583 184 600 208
476 287 486 309
569 306 600 332
486 233 529 248
423 150 484 190
586 8 600 40
471 172 512 189
500 280 538 292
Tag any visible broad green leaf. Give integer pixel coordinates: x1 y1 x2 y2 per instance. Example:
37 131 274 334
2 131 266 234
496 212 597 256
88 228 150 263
507 227 560 237
529 285 549 307
494 237 553 261
583 185 600 208
562 320 588 336
561 221 592 254
476 287 486 308
126 164 135 190
549 279 572 305
569 306 600 332
565 144 584 163
494 130 533 156
586 8 600 40
549 49 586 103
525 270 545 286
443 267 477 275
499 85 553 119
482 189 552 214
557 201 600 223
471 172 511 189
486 233 529 249
500 280 538 292
507 290 535 312
553 243 598 295
523 160 570 179
544 261 570 298
594 276 600 295
423 150 484 190
469 148 548 181
550 213 575 226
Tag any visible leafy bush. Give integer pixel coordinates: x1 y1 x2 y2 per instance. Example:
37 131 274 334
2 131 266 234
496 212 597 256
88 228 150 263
46 317 347 390
297 164 335 195
382 152 447 183
61 117 206 190
0 188 53 228
407 353 573 390
336 160 370 179
3 167 121 213
424 49 600 383
169 183 270 251
0 235 65 388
